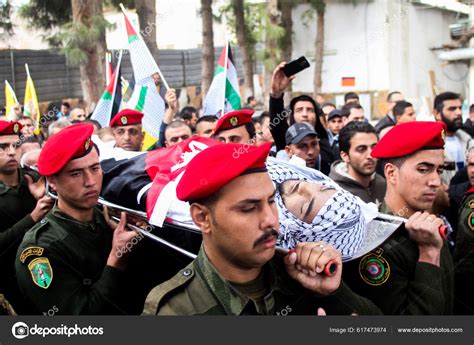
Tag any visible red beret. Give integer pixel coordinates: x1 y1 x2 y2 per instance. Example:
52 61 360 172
213 109 254 136
371 121 446 159
109 109 144 127
176 142 272 202
38 123 95 176
0 121 22 136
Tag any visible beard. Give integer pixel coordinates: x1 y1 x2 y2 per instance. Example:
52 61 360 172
0 164 17 176
441 113 462 132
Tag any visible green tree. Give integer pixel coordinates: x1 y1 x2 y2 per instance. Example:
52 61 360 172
0 0 14 35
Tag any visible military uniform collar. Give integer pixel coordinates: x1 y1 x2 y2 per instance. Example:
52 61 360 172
0 168 25 195
51 206 107 232
195 247 298 315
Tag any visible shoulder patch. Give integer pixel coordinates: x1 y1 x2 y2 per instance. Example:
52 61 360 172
28 257 53 289
467 211 474 232
20 247 44 263
359 251 390 286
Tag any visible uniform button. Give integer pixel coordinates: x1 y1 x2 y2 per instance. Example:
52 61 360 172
40 219 46 224
182 269 192 277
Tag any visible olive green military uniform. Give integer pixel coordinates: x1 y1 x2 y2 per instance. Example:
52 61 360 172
148 247 382 315
453 187 474 314
343 202 454 315
0 168 37 314
15 207 142 315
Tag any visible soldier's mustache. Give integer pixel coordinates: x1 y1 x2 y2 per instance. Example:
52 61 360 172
253 229 279 248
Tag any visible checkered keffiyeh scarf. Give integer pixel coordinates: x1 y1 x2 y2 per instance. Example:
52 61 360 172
266 158 366 261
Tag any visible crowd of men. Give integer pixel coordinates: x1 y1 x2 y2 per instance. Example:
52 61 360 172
0 61 473 316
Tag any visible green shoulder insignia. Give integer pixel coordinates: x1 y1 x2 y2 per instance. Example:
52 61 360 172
359 249 390 287
467 211 474 232
20 247 44 264
28 257 53 289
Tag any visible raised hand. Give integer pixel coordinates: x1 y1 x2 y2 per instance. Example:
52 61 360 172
270 62 296 99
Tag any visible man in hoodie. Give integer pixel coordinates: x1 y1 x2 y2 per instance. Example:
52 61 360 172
268 62 334 175
329 121 386 205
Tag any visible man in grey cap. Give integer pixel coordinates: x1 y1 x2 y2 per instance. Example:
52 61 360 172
326 109 343 147
284 123 320 170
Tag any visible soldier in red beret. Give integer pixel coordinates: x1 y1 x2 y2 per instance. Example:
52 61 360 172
110 109 144 151
212 109 256 144
343 121 454 315
15 123 143 314
0 120 53 314
149 142 381 315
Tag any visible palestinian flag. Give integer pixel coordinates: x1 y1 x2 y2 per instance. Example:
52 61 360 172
101 136 221 226
121 6 166 149
5 80 18 121
122 7 160 85
202 42 241 117
127 75 165 150
91 51 122 128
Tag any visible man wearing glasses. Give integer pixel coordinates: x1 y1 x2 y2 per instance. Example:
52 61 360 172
434 92 471 184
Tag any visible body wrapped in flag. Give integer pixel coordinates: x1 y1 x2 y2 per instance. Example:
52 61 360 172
100 137 401 262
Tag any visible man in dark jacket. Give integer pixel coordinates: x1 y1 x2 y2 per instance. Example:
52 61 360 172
374 91 404 133
268 62 334 175
329 121 386 204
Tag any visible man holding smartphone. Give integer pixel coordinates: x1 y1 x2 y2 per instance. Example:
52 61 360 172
269 61 334 175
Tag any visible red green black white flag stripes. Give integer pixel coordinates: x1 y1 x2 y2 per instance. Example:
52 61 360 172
121 4 161 85
120 4 166 145
91 50 123 128
202 42 241 117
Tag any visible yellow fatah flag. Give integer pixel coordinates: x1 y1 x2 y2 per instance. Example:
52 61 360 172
24 64 40 135
5 80 18 121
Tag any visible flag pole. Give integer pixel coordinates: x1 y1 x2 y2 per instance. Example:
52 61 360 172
109 50 123 124
221 39 229 116
119 2 169 90
105 52 112 85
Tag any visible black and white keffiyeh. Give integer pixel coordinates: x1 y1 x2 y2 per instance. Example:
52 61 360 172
266 158 366 261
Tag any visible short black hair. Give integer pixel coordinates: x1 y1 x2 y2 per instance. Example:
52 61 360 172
387 91 402 102
245 121 256 139
434 92 461 113
341 102 363 118
179 106 197 121
258 111 270 125
470 104 474 114
61 102 71 108
289 95 328 140
379 156 409 176
320 102 336 109
196 115 217 125
83 118 102 130
338 121 376 153
392 101 413 117
344 92 359 103
247 96 255 104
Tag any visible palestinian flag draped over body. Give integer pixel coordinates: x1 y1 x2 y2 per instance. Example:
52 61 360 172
122 7 165 149
5 80 18 121
101 137 221 227
23 64 40 134
202 43 241 117
91 52 122 128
